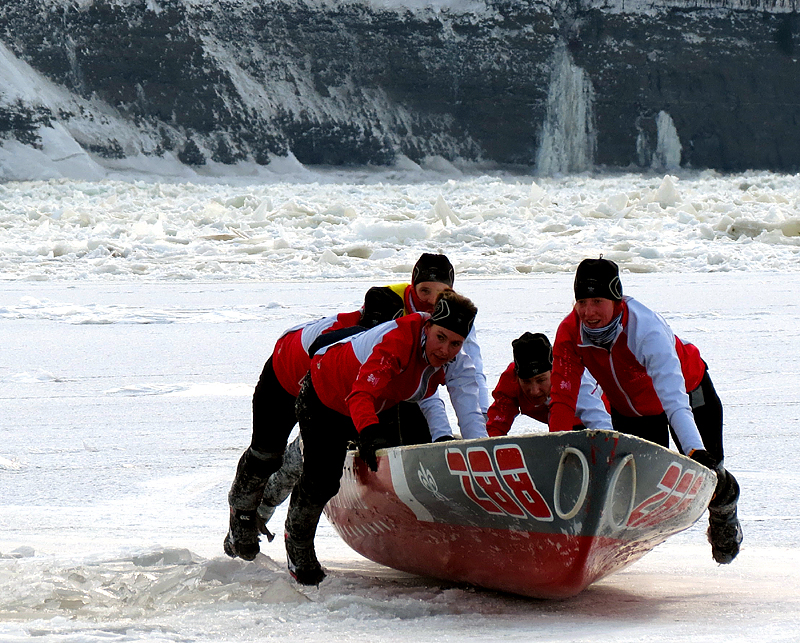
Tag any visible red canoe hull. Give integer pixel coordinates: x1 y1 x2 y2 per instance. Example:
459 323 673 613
325 430 716 599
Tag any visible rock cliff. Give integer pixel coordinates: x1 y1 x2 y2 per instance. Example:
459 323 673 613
1 0 798 174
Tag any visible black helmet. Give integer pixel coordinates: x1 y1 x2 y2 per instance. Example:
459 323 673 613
512 332 552 379
429 291 477 339
574 257 623 301
360 287 404 329
412 253 455 287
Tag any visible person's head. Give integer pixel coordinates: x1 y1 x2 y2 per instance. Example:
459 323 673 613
573 257 623 328
512 332 553 405
424 290 477 367
359 287 404 329
412 253 455 312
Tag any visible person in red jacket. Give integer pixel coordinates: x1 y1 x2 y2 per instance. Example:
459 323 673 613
378 252 491 439
486 332 611 436
284 290 483 585
255 252 490 534
223 286 404 561
548 257 742 565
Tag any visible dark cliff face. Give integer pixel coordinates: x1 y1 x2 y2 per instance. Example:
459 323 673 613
570 8 800 171
0 0 798 173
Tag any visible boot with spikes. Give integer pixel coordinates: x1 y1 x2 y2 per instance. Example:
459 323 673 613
224 447 282 560
284 486 326 585
285 532 326 585
707 468 743 564
224 508 260 560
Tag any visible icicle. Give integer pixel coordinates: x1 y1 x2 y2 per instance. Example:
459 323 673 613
535 46 596 175
653 111 682 171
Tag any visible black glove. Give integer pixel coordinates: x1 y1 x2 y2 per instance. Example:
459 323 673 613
689 449 723 474
434 435 456 443
358 423 389 472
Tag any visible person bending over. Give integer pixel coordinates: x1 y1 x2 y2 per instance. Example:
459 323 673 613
548 257 742 565
255 252 489 529
487 331 611 436
284 290 485 585
378 252 490 440
223 286 404 561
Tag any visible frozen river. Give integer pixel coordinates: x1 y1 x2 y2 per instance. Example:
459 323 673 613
1 166 799 641
1 272 799 642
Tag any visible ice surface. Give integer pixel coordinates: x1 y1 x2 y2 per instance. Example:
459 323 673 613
0 168 799 641
2 166 800 284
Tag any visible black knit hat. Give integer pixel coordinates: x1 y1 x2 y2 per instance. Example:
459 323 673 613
430 291 476 340
574 257 623 301
512 332 552 379
412 253 455 287
360 287 405 329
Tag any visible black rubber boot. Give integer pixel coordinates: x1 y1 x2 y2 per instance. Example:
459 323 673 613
224 447 282 560
284 487 326 585
257 436 304 539
224 509 260 561
707 468 743 564
285 532 326 585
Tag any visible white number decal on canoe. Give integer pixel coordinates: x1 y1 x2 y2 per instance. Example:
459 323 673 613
445 445 553 521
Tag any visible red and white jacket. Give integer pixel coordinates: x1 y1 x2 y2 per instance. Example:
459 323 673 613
272 310 362 397
386 283 490 413
549 296 706 453
311 312 486 440
486 363 611 437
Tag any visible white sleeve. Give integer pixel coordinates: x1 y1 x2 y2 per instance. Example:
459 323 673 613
575 371 612 431
463 325 490 414
299 313 343 353
418 393 453 442
626 299 704 453
443 352 488 439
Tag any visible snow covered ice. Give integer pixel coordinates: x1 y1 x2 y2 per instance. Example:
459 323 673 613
3 156 800 281
1 161 800 642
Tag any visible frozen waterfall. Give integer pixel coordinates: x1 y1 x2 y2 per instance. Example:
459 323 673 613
535 47 596 175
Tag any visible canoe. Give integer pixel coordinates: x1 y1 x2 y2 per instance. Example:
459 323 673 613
323 430 716 599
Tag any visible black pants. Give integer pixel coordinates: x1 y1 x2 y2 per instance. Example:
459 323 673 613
294 374 359 507
377 401 432 447
249 356 299 456
251 356 429 455
610 368 725 464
